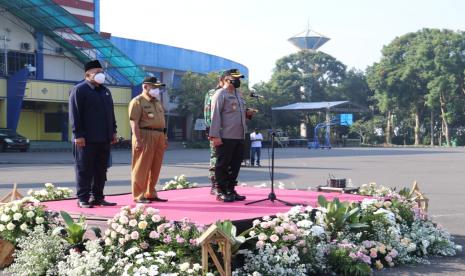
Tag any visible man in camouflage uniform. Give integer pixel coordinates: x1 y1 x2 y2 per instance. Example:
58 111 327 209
204 71 224 195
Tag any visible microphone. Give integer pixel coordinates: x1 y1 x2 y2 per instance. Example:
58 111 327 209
249 92 264 99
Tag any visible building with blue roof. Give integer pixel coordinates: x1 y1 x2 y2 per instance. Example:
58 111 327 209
0 0 248 142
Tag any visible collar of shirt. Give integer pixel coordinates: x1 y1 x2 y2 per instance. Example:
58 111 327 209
85 80 96 90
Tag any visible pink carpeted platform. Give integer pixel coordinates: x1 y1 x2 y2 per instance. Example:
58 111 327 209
43 187 369 225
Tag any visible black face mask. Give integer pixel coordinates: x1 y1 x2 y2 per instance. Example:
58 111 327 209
230 79 241 88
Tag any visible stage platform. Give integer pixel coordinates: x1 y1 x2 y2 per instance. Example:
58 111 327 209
43 187 369 227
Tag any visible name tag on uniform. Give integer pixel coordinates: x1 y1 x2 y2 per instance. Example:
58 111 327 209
228 96 236 99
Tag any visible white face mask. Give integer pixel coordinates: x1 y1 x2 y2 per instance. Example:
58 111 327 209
148 88 161 99
93 72 106 84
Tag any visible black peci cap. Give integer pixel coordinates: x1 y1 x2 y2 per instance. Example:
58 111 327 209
84 60 103 72
142 76 166 87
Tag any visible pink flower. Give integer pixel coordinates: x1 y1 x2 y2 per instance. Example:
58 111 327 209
349 252 357 259
163 235 172 243
274 226 285 234
389 249 398 258
130 231 139 240
258 233 268 241
270 234 279 243
362 240 373 248
297 240 306 247
149 231 160 239
151 215 162 223
256 240 265 249
157 224 166 233
176 235 185 244
119 216 129 224
190 238 199 246
129 219 137 227
370 250 377 258
385 255 393 263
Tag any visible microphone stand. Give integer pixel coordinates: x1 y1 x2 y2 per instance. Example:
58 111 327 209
245 93 295 206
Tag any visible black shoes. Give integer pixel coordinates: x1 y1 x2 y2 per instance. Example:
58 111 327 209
90 199 117 206
135 198 151 204
231 191 246 201
147 197 168 202
216 192 235 202
77 201 93 208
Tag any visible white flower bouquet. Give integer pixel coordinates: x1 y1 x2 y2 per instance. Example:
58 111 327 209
162 175 198 191
27 182 73 201
0 197 50 244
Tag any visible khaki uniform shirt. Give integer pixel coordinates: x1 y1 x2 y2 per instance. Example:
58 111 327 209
209 88 247 139
128 93 165 128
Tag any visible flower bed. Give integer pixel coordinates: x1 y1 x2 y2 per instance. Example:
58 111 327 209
0 183 462 275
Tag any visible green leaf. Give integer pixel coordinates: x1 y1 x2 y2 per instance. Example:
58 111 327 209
60 211 74 227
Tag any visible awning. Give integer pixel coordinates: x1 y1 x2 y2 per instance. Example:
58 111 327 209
272 101 366 113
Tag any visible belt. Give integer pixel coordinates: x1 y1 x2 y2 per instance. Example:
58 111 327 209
140 127 167 133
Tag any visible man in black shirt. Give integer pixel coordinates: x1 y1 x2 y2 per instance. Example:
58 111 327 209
69 60 117 208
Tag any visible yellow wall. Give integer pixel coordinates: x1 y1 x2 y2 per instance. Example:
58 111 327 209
24 80 132 104
2 79 132 140
0 99 6 128
24 81 74 102
17 102 62 141
114 105 131 139
0 78 6 97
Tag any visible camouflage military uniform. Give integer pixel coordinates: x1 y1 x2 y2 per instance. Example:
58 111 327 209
204 88 218 194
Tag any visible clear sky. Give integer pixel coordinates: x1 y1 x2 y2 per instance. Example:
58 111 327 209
100 0 464 84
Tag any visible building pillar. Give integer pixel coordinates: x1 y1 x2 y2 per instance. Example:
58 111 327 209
94 0 101 32
7 68 28 131
35 32 44 80
162 69 175 87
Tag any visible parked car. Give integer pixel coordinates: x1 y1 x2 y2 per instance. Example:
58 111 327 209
0 128 30 152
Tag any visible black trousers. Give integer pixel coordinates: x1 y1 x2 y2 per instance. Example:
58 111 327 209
73 142 110 202
215 139 244 192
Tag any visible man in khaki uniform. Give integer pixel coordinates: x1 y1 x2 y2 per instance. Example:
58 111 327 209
129 76 168 203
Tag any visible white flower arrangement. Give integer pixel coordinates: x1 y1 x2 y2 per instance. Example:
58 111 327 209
358 182 394 197
0 197 50 244
162 175 198 191
5 225 68 276
122 250 202 276
56 239 123 276
233 244 307 276
162 174 198 191
27 182 73 201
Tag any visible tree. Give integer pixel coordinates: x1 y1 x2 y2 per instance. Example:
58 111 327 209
173 72 253 140
172 72 218 140
368 28 465 146
272 51 347 102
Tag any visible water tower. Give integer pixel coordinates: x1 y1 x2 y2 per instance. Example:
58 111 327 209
288 26 330 138
288 27 330 52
